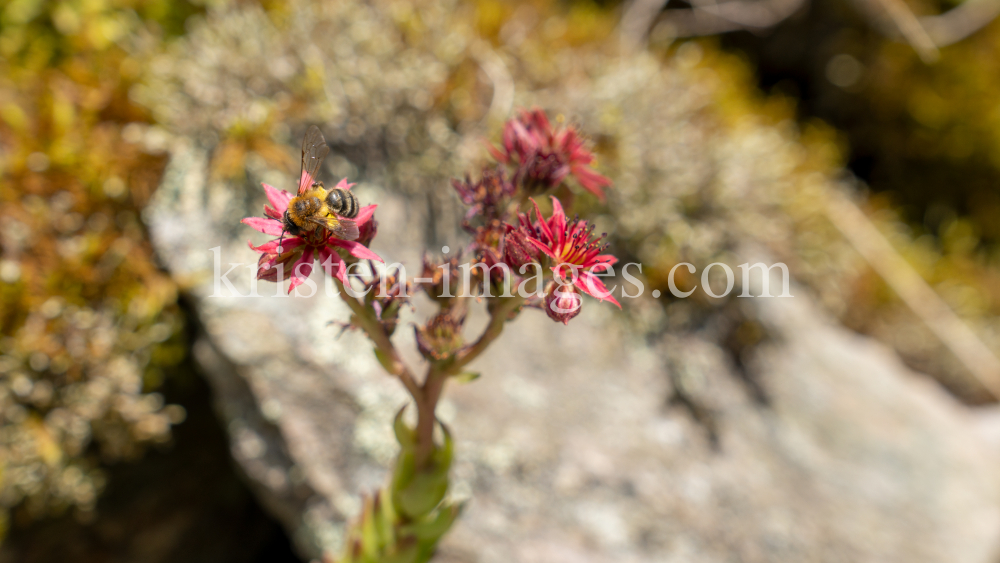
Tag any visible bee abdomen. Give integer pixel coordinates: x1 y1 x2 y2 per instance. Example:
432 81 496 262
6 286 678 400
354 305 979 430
325 188 359 218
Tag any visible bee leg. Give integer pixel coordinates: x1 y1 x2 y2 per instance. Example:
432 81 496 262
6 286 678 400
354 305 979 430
277 228 287 253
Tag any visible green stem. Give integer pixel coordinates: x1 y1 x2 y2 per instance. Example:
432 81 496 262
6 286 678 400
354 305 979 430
413 295 524 466
454 294 525 371
339 273 525 470
414 365 446 467
334 278 422 402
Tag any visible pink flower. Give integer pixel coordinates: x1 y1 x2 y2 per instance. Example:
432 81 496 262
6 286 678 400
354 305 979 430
490 108 612 200
243 180 382 292
522 196 620 308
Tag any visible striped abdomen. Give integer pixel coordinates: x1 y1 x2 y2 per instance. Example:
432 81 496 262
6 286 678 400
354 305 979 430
325 188 359 218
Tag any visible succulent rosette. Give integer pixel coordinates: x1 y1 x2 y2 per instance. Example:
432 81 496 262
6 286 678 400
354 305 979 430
242 179 382 291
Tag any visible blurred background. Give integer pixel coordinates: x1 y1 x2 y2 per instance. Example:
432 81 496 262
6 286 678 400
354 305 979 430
3 0 1000 561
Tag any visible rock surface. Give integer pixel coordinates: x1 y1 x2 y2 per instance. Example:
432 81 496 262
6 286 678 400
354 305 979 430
137 1 1000 561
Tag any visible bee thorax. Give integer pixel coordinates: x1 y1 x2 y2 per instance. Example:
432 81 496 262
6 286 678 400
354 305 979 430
287 196 324 231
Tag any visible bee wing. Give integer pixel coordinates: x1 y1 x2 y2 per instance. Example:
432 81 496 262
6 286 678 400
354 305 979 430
329 218 360 241
298 126 330 194
303 216 360 241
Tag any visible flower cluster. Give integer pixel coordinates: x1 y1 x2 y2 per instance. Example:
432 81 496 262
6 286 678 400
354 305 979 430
451 108 619 325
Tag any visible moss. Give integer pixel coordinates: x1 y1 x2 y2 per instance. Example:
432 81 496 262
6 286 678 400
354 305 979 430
0 0 200 535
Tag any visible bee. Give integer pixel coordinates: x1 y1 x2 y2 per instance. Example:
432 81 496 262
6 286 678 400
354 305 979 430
280 126 360 245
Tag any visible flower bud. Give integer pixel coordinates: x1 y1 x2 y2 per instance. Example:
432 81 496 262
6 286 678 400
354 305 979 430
453 166 516 222
545 282 582 325
415 309 466 360
362 269 410 335
419 255 461 302
502 226 539 270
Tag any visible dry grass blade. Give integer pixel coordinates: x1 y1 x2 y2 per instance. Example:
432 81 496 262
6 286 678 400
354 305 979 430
920 0 1000 46
825 190 1000 399
872 0 941 62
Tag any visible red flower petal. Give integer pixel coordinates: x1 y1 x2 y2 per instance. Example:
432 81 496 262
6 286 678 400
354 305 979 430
549 196 568 249
288 248 315 292
247 237 303 254
242 217 285 236
263 204 282 220
487 141 509 163
257 248 299 282
353 204 377 227
511 120 538 152
530 108 552 134
257 264 280 282
589 254 619 267
527 237 559 261
529 198 553 243
555 129 574 154
334 178 356 191
502 121 518 155
328 238 384 262
318 247 347 283
571 165 611 201
576 272 621 308
262 183 292 213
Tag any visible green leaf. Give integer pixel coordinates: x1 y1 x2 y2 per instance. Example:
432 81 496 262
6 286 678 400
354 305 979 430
392 420 455 519
393 406 415 449
400 502 463 542
452 371 480 383
360 495 379 560
376 489 398 550
391 448 417 498
380 540 420 563
396 469 449 518
374 347 395 373
432 422 454 468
